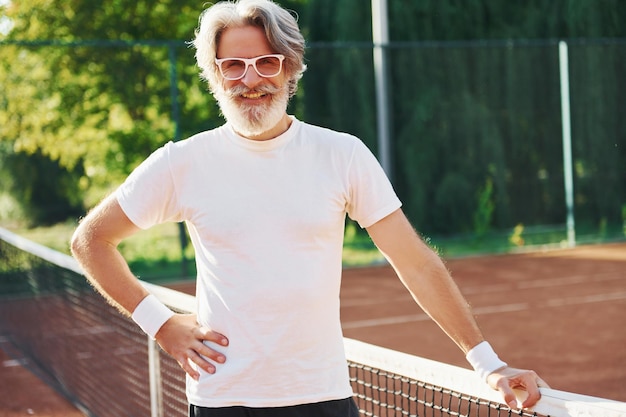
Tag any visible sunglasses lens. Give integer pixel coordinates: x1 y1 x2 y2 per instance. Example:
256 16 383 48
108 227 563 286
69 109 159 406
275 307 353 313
255 55 282 77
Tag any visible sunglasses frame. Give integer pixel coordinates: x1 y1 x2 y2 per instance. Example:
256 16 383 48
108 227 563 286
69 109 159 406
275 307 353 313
215 54 286 80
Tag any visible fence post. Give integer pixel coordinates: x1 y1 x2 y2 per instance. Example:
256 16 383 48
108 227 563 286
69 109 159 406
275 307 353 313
559 40 576 247
167 42 190 277
371 0 393 180
148 337 163 417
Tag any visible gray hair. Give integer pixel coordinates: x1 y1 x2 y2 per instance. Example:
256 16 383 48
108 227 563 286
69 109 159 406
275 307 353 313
192 0 306 98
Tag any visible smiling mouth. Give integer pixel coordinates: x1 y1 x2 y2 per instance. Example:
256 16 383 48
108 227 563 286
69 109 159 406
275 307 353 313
241 92 266 99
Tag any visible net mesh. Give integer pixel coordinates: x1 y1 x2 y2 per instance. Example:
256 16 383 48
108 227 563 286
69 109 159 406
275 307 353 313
349 362 526 417
1 228 625 417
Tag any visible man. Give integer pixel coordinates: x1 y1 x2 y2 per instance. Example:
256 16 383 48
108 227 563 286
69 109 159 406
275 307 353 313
71 0 547 416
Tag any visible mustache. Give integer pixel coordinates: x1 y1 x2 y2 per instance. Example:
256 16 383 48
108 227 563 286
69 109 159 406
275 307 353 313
223 83 284 99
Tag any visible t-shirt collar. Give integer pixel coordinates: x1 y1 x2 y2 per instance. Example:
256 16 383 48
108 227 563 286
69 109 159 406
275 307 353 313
226 116 299 152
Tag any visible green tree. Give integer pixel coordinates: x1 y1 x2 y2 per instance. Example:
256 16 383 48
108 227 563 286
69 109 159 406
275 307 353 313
0 0 220 221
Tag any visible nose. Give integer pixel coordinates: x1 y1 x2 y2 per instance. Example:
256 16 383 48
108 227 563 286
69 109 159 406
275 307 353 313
239 63 263 88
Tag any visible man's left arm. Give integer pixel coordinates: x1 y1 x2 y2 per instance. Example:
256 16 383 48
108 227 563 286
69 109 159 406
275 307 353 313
365 209 547 409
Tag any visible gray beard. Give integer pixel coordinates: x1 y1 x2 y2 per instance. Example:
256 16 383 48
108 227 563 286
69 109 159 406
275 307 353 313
215 84 290 137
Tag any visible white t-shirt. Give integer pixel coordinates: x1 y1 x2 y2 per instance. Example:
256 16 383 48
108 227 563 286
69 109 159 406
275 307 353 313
116 117 402 407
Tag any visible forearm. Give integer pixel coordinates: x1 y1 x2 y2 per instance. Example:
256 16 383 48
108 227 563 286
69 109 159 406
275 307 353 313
367 210 484 353
388 236 484 353
367 211 543 407
395 259 509 380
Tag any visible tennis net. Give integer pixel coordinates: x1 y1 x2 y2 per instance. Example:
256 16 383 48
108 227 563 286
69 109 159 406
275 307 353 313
1 227 625 417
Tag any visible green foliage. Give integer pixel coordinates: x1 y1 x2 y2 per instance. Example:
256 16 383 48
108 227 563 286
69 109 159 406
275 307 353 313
389 0 626 40
303 0 377 151
473 177 495 238
432 172 473 234
508 223 525 247
0 0 221 215
304 0 625 239
1 148 84 225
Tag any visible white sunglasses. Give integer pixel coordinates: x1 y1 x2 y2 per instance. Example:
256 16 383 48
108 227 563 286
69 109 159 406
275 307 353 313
215 54 285 80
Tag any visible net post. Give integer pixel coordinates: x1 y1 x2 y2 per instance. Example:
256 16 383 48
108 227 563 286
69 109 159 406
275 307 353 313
148 337 164 417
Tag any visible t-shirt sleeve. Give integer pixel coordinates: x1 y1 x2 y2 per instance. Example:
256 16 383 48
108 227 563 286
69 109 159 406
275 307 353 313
115 142 183 229
345 139 402 228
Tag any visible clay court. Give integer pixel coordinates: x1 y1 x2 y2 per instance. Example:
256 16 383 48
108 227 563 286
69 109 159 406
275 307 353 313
336 242 626 402
2 242 625 415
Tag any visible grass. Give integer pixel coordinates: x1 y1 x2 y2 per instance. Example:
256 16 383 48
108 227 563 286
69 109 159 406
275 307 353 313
2 220 197 283
2 219 623 284
1 220 386 282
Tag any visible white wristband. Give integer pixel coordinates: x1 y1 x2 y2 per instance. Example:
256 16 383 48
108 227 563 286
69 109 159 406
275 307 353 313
466 341 508 382
131 294 175 339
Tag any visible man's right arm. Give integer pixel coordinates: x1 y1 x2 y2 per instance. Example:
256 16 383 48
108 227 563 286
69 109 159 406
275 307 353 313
70 194 228 379
71 194 149 314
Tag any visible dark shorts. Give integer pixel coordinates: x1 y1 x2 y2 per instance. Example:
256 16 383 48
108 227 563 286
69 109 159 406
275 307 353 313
189 397 359 417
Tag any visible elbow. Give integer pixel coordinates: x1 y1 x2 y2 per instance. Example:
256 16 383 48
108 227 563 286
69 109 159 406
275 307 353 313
70 222 92 262
70 227 85 260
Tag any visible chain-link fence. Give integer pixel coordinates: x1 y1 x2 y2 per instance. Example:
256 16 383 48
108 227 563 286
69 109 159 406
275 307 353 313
1 38 624 254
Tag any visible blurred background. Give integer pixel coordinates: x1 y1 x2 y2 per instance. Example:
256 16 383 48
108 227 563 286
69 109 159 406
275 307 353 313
1 0 624 275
